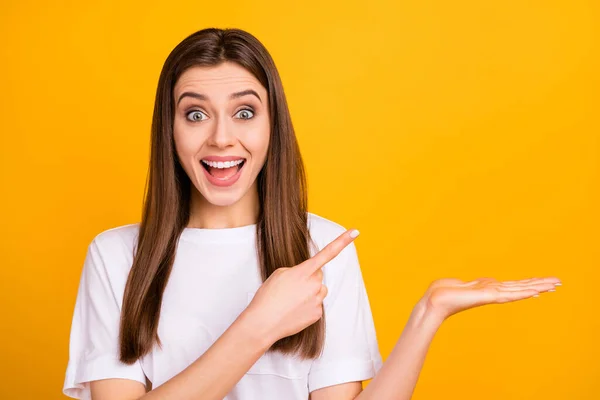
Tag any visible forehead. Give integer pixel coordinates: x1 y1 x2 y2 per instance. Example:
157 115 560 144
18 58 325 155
174 62 266 100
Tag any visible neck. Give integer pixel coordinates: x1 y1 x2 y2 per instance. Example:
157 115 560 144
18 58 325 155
187 183 260 229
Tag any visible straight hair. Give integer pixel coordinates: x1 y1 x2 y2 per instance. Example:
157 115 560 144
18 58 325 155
118 27 324 364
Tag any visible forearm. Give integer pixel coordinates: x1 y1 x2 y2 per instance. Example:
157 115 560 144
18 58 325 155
141 309 274 400
355 302 444 400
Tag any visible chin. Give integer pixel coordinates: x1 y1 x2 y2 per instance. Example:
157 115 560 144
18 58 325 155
203 195 242 208
198 186 246 207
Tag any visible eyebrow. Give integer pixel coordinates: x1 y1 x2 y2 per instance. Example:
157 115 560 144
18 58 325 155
176 89 262 106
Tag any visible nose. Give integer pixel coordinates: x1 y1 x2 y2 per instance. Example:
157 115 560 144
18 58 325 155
206 114 236 149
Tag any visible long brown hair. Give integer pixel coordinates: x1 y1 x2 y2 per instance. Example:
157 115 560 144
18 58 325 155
118 28 324 364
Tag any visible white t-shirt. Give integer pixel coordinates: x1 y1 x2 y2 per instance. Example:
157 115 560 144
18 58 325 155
63 212 383 399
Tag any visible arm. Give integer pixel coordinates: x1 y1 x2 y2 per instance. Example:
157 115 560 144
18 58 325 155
310 301 440 400
79 228 381 400
91 308 275 400
352 276 559 400
353 301 443 400
309 382 362 400
91 227 362 400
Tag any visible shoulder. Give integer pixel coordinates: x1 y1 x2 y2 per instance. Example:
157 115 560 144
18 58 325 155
91 223 140 259
306 212 356 260
84 223 141 284
92 222 140 250
306 213 363 299
307 212 348 241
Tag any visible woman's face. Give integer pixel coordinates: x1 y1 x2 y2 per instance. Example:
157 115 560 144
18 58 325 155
173 61 270 207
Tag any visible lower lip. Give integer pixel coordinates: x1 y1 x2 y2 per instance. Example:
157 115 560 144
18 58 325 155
201 161 245 187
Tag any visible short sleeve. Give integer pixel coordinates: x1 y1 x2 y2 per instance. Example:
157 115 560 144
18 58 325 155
307 241 384 393
63 238 146 399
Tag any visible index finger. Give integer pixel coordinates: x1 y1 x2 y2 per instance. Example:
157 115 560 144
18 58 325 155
298 228 360 275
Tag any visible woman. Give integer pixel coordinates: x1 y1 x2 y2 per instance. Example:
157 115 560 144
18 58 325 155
63 27 561 400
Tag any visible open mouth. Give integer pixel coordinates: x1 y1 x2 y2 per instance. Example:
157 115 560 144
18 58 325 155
201 158 246 181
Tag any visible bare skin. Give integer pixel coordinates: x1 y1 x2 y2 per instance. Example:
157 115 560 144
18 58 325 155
90 225 560 399
352 276 560 400
90 228 362 399
172 62 270 230
89 62 561 399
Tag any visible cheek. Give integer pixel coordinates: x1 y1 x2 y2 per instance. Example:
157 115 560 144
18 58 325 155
173 128 206 181
241 124 270 160
173 121 203 159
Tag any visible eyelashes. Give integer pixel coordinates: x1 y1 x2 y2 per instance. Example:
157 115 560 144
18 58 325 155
185 107 256 123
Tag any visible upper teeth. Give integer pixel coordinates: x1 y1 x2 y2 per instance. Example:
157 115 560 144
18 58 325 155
201 159 244 169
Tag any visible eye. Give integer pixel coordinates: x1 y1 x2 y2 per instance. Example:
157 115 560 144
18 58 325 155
186 110 207 122
235 108 255 120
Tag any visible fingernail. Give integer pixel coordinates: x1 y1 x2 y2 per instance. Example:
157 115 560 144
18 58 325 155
350 229 360 238
532 294 539 297
548 289 556 292
555 282 562 286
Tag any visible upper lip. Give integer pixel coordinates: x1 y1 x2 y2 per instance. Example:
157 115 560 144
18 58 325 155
201 155 246 162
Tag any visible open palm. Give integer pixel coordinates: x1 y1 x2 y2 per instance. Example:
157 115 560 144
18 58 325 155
422 276 561 320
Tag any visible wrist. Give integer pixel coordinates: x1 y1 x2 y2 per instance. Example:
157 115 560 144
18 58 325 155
236 308 278 352
413 297 446 329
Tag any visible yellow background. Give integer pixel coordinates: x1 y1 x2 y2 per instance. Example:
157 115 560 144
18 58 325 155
1 0 598 399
